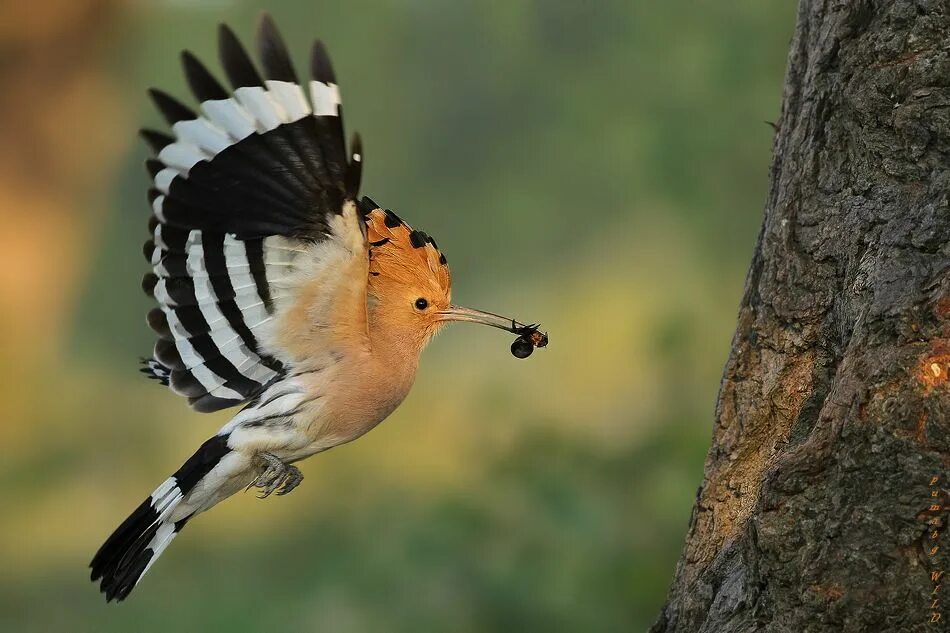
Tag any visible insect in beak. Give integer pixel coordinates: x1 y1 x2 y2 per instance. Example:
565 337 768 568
437 306 549 358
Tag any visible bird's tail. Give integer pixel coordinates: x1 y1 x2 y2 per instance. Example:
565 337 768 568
90 434 232 602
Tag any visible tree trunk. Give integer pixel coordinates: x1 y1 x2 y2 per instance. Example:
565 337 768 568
651 2 950 632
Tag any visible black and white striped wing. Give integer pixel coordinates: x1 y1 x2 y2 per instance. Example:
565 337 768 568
140 16 363 413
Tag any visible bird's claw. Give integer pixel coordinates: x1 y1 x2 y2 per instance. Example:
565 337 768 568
247 452 303 498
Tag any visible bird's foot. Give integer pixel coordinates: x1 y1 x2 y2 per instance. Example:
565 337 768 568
247 452 303 498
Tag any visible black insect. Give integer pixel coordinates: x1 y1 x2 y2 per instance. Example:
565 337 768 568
510 323 548 359
511 336 534 358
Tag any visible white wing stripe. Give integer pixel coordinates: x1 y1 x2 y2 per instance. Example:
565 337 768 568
154 168 180 194
206 382 246 400
265 80 311 121
188 237 280 385
189 362 243 400
309 81 341 116
200 99 257 141
157 141 209 173
172 118 232 155
152 195 167 224
234 87 286 132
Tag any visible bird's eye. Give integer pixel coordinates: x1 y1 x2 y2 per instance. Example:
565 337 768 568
415 298 429 310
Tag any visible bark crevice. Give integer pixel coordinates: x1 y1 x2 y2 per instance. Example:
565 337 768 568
652 2 950 631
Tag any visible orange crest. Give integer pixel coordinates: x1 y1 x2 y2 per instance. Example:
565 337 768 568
365 207 451 300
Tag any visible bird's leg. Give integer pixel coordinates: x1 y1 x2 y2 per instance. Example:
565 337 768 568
247 452 304 498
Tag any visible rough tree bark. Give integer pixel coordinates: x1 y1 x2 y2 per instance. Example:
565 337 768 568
652 2 950 632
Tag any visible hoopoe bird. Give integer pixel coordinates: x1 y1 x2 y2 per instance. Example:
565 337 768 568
90 15 547 602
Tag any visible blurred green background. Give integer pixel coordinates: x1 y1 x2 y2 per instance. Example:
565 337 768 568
0 1 794 631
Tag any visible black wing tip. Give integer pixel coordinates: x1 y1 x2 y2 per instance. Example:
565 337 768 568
180 49 199 65
216 22 240 58
256 12 297 82
310 39 336 83
140 128 173 153
216 21 237 44
181 50 229 102
188 393 243 413
148 88 196 125
218 22 263 89
146 308 171 338
145 158 164 178
257 11 276 28
344 133 362 199
142 272 158 297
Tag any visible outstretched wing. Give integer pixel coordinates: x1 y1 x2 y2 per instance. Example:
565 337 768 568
140 15 364 413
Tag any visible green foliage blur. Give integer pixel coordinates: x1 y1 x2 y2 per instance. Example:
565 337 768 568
0 1 794 631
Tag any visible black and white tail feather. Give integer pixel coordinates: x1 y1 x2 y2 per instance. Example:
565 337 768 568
90 436 231 602
92 14 363 602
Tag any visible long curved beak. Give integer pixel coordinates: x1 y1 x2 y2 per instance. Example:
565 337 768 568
436 305 529 333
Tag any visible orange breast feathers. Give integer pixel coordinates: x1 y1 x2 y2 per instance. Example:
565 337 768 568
364 208 451 298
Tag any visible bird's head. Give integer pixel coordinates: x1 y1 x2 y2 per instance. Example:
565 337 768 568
364 205 547 356
365 206 452 347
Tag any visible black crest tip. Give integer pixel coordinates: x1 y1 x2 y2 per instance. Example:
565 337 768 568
383 209 403 228
358 196 380 216
409 230 427 249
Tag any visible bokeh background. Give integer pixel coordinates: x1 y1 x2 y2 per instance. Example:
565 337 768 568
0 1 795 631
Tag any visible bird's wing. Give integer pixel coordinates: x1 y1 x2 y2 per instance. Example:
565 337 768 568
140 15 365 413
